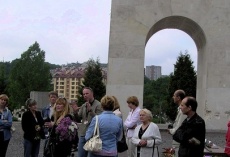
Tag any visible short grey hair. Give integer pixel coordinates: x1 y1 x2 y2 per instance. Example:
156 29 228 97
140 108 153 121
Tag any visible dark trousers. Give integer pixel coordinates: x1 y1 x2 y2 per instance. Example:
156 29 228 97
0 131 10 157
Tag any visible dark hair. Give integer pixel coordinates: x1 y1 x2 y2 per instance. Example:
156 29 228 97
48 91 58 97
127 96 139 106
184 96 197 111
175 90 186 100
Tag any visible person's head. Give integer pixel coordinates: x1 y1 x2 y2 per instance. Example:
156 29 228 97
172 90 185 105
48 91 58 106
25 98 37 111
0 94 9 108
83 87 94 102
139 109 153 123
70 100 78 111
54 98 70 122
180 96 197 117
127 96 139 109
101 95 115 111
112 96 120 111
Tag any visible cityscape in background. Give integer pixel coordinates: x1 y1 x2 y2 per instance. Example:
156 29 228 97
51 62 167 101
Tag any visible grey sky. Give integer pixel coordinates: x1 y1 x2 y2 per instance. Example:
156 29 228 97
0 0 197 75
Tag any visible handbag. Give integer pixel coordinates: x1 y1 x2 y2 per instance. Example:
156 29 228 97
83 116 102 152
117 126 128 152
44 127 56 157
152 138 159 157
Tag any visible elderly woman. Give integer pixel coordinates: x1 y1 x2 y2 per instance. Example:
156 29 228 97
85 95 122 157
132 109 162 157
124 96 142 157
21 99 45 157
0 94 12 157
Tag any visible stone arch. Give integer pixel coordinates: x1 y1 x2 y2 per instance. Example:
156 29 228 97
107 0 230 131
145 16 206 51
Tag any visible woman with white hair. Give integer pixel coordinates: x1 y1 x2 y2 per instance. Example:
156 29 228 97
131 109 162 157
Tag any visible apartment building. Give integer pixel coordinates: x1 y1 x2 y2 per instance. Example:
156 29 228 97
145 65 162 80
52 65 107 101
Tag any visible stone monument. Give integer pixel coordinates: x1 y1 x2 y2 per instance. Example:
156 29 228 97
107 0 230 131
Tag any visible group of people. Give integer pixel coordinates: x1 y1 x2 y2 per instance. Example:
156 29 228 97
1 88 230 157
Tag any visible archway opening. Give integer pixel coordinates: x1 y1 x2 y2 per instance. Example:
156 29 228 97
144 16 206 123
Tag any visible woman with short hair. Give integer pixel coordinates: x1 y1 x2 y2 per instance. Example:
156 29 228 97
21 99 45 157
85 95 122 157
124 96 142 157
0 94 12 157
132 109 162 157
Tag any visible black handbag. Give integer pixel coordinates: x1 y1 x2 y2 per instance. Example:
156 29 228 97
117 128 128 153
43 139 55 157
43 127 56 157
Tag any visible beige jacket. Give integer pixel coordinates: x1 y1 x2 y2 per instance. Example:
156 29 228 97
77 99 103 136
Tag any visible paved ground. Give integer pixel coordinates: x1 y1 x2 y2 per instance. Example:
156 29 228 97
7 122 227 157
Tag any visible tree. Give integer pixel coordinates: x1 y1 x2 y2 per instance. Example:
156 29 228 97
77 58 106 105
8 42 52 109
0 62 7 94
143 76 170 123
166 51 197 121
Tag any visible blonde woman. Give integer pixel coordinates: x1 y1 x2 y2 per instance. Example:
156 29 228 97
49 98 77 157
0 94 12 157
132 109 162 157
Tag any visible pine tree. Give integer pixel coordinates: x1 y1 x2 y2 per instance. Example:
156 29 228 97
77 58 106 105
166 51 197 121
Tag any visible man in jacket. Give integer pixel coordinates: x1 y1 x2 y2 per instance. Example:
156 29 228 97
173 96 206 157
77 87 103 157
168 90 187 156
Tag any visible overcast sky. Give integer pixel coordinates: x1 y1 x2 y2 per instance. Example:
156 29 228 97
0 0 197 75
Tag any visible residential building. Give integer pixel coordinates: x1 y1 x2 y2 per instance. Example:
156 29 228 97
145 65 162 80
52 64 107 101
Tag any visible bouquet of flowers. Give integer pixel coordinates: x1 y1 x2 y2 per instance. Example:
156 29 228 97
34 125 41 140
162 147 175 157
55 117 78 141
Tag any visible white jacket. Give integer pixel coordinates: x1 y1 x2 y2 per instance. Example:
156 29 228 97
132 122 162 157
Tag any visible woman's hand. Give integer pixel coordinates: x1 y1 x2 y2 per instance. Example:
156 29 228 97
139 139 147 147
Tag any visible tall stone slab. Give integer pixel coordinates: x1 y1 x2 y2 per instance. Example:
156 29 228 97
107 0 230 131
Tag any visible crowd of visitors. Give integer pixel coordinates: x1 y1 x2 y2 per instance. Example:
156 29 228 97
1 87 230 157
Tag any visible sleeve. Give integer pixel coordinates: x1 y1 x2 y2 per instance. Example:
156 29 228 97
131 125 141 146
173 118 204 145
146 123 162 147
78 104 85 118
124 110 140 129
0 110 12 129
85 116 96 141
169 111 187 135
116 119 122 141
21 112 30 132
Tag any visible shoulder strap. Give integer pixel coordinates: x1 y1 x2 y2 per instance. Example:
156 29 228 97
93 116 99 136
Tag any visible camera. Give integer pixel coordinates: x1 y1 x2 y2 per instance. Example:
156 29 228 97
168 124 173 129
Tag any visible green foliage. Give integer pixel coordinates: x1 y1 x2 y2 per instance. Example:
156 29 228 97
77 58 106 105
166 51 197 121
143 76 170 120
8 42 52 109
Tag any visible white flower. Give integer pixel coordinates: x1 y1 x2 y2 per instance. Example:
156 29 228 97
68 122 78 132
